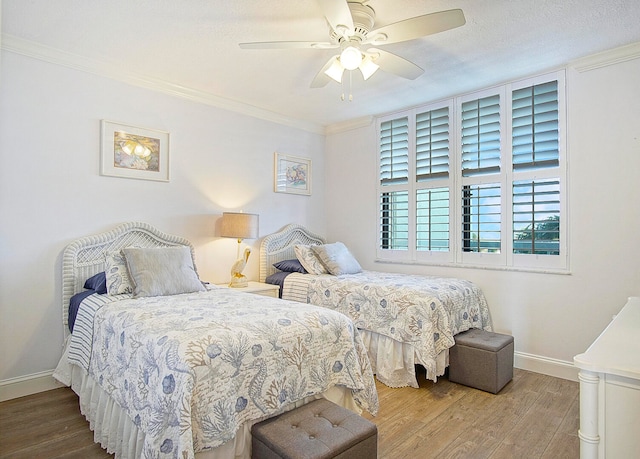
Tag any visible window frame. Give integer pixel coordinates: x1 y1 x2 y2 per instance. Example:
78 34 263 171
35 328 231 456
375 71 568 272
456 86 508 267
376 99 455 264
508 73 567 270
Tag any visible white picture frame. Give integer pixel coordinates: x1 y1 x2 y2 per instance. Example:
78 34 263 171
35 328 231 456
274 152 312 196
100 120 170 182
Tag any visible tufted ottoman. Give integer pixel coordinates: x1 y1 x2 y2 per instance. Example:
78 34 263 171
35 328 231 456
251 398 378 459
448 328 514 394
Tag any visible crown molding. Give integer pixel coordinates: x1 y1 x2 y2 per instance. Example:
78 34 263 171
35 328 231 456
324 116 374 135
1 34 325 135
571 40 640 73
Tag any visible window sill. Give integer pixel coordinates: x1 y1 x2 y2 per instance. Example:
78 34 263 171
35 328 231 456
374 258 571 275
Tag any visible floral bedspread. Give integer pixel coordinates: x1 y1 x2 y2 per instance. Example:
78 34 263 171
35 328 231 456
284 271 492 378
82 288 378 459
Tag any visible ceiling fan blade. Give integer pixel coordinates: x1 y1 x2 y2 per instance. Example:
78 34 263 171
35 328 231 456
365 9 465 45
310 56 339 88
239 41 336 49
368 48 424 80
316 0 354 36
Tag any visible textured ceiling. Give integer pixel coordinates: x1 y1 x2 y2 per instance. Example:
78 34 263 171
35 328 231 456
3 0 640 130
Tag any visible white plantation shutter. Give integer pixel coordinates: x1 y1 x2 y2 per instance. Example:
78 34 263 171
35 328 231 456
513 179 560 255
416 107 449 181
511 79 561 260
416 188 449 251
380 117 409 185
462 183 501 253
461 95 501 176
380 191 409 250
376 72 565 269
512 81 559 170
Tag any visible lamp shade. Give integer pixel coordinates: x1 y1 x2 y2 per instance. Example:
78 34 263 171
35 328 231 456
324 57 345 83
220 212 259 240
359 55 379 80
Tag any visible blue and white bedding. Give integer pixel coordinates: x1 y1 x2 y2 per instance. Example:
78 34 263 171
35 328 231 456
68 292 130 369
282 271 492 382
68 287 378 459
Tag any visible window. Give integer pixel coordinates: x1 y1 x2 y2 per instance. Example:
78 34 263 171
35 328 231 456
416 107 449 181
379 117 409 185
379 116 410 252
376 71 566 271
380 191 408 250
513 179 560 255
462 183 501 253
417 188 449 252
461 94 501 176
379 101 454 263
512 80 559 170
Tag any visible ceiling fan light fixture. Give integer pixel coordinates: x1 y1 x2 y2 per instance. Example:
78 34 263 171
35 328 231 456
359 55 379 80
239 4 467 88
340 46 362 70
324 57 345 83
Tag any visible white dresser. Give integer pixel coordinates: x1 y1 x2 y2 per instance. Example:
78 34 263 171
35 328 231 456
573 297 640 459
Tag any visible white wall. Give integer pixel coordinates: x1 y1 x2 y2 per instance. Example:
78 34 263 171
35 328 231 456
0 51 326 389
325 47 640 378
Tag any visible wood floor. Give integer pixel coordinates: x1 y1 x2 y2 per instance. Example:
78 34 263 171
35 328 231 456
0 368 579 459
361 368 580 459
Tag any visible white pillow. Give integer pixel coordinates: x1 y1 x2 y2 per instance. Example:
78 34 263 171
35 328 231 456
311 242 362 276
122 246 205 298
294 244 328 275
105 250 134 295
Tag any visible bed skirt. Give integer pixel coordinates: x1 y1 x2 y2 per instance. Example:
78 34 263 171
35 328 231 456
53 340 359 459
359 329 448 388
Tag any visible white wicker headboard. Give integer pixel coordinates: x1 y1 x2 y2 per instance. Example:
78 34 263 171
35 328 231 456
62 222 196 331
259 224 325 282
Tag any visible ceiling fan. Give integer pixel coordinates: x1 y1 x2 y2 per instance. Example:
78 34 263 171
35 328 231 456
239 0 466 90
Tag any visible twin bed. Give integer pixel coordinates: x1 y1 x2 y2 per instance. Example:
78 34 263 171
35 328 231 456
260 224 492 389
54 222 491 459
53 222 378 459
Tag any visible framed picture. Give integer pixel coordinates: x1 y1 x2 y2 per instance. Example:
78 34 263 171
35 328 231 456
274 152 312 196
100 120 170 182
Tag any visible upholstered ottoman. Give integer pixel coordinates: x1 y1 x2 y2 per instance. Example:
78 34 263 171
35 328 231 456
251 398 377 459
448 328 514 394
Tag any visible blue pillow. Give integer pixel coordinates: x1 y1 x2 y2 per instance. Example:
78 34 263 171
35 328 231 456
265 272 290 298
83 272 107 294
273 259 307 274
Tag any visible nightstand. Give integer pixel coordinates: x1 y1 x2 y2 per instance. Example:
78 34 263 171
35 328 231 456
215 281 280 298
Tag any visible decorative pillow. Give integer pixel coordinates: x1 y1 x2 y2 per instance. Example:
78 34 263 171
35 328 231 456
265 271 290 286
311 242 362 276
105 250 134 295
83 271 107 294
273 259 307 274
294 244 328 275
122 246 205 298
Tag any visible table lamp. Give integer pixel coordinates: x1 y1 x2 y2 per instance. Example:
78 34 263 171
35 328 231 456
220 212 259 287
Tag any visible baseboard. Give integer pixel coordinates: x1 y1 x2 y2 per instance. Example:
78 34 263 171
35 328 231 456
514 351 579 382
0 352 578 402
0 370 64 402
